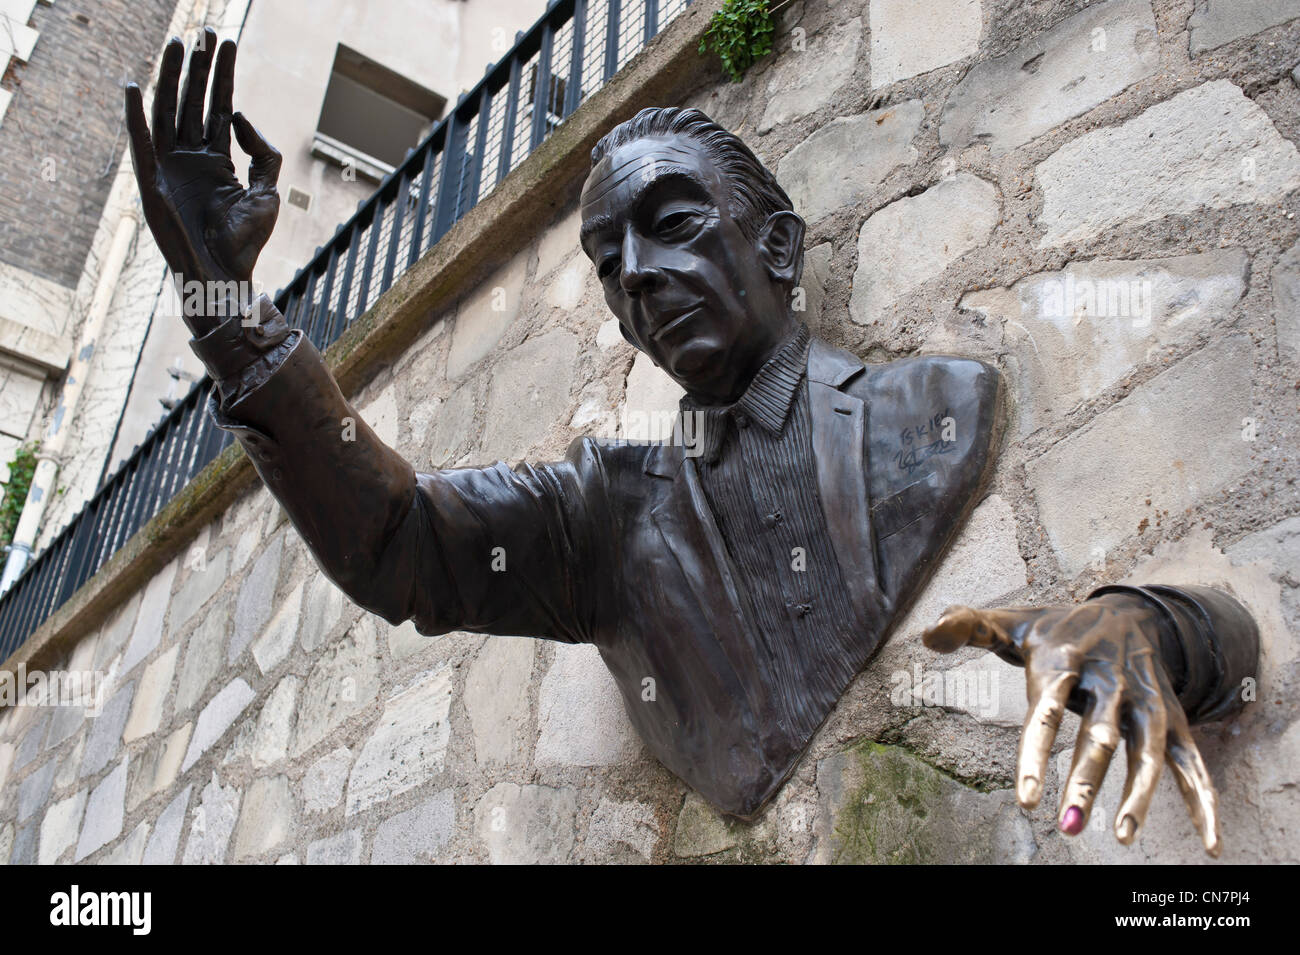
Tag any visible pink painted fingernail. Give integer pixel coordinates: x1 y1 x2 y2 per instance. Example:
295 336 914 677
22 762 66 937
1060 806 1084 835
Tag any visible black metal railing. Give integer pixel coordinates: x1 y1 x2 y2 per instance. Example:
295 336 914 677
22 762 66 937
0 0 691 656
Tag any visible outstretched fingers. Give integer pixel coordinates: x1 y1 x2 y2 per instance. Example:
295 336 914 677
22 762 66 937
1017 667 1078 809
1058 671 1122 835
124 83 156 184
205 39 237 153
1166 707 1223 857
233 112 282 193
177 28 217 148
1113 653 1168 845
152 38 184 153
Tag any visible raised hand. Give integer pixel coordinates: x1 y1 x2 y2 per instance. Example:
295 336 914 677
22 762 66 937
125 29 281 336
921 594 1223 857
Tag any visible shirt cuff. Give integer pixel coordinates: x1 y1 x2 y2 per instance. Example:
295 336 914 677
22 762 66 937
189 294 294 403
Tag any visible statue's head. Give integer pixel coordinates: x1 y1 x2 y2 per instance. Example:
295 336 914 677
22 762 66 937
580 107 806 405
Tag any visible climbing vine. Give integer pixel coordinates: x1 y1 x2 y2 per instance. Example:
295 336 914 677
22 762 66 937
698 0 785 83
0 441 39 549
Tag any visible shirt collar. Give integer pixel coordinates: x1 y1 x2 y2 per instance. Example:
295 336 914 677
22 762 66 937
679 322 811 464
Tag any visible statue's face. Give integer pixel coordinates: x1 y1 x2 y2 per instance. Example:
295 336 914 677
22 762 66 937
580 134 799 404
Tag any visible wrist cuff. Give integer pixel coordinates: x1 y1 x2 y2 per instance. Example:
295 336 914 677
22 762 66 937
189 294 292 384
1087 583 1259 723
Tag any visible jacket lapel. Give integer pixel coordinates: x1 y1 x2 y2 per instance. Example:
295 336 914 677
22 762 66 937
806 341 889 627
647 447 750 637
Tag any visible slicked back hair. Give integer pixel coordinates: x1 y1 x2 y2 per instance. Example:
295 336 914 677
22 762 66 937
590 107 795 244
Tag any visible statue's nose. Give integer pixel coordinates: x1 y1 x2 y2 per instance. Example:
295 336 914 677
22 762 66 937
619 231 661 295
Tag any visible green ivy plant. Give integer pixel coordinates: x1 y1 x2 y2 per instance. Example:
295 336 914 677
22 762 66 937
699 0 781 83
0 440 39 550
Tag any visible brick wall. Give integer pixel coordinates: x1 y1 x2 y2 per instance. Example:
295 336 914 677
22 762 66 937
0 0 176 288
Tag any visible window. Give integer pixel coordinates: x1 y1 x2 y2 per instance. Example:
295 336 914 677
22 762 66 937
312 45 446 183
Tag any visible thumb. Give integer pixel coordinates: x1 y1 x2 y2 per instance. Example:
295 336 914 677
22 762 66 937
232 112 281 191
921 605 1049 654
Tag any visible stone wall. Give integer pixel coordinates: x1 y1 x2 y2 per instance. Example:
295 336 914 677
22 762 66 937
1 0 1298 864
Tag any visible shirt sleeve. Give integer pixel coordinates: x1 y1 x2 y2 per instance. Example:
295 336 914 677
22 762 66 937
188 296 613 644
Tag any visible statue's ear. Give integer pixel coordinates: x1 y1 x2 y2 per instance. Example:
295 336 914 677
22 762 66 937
757 210 806 291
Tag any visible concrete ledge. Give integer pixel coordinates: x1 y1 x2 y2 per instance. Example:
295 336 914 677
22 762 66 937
2 0 725 677
0 315 71 376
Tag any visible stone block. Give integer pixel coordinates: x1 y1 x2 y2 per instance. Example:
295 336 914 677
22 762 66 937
300 571 346 653
174 594 230 715
74 756 128 861
292 616 382 759
127 722 191 812
79 680 134 778
372 790 456 863
305 828 362 865
1036 81 1300 248
251 675 300 769
142 784 192 865
123 644 179 743
302 747 352 813
252 579 304 675
1028 336 1256 575
941 0 1158 155
778 100 923 223
38 788 86 865
182 678 256 772
813 741 1035 863
479 329 579 463
464 637 535 766
1188 0 1300 55
169 548 229 634
759 16 862 133
588 797 659 861
103 821 150 865
229 534 283 664
673 791 737 858
182 772 240 865
232 775 295 861
473 783 576 864
849 173 1000 326
346 666 453 815
1272 241 1300 366
118 559 178 677
535 643 636 768
960 249 1249 436
869 0 981 88
447 253 529 380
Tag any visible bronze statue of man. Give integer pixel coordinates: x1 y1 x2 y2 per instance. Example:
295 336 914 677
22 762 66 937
124 32 1259 855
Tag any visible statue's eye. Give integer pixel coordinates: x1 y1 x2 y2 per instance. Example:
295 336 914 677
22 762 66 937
655 210 698 237
597 256 620 280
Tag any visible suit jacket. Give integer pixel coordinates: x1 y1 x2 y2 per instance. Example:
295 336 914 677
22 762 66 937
203 301 1003 818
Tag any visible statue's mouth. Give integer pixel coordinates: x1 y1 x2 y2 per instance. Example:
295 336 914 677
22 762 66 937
652 303 704 341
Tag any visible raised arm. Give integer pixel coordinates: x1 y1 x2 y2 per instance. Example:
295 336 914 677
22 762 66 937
125 31 610 644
